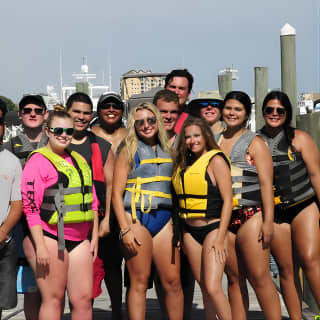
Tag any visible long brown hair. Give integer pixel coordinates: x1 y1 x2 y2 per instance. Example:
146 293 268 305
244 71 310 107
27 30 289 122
174 117 220 172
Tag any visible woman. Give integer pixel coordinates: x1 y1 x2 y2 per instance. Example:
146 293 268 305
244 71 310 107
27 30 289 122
22 107 99 320
112 102 183 320
217 91 281 320
259 90 320 318
172 117 233 319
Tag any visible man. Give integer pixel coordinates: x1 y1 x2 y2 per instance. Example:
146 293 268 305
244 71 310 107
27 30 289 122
66 92 123 320
91 92 127 153
153 89 179 146
164 69 194 134
5 94 48 320
0 102 23 319
188 98 224 136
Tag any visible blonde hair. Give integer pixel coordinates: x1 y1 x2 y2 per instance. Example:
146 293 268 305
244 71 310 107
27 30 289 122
122 102 172 169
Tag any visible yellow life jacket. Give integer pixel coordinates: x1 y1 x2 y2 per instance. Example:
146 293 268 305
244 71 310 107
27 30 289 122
172 150 230 219
29 147 95 226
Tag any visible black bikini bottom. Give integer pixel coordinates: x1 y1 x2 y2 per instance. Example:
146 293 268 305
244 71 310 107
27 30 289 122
274 196 320 224
184 221 220 245
43 230 83 253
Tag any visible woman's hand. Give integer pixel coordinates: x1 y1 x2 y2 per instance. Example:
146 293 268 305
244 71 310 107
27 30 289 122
259 221 274 249
121 229 141 256
98 217 110 238
209 238 228 264
36 243 50 268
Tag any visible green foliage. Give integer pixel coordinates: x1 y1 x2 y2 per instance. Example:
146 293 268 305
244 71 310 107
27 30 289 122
0 96 18 111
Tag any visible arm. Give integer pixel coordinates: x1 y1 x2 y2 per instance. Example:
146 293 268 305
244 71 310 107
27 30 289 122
208 154 233 263
249 136 274 248
0 161 23 244
99 149 115 237
112 149 141 254
294 129 320 201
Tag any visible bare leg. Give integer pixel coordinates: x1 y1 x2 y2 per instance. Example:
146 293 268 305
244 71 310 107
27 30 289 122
237 213 281 320
292 202 320 309
271 222 302 319
225 232 248 320
182 232 217 319
153 220 183 320
125 219 153 320
25 236 68 320
202 230 232 320
67 240 93 320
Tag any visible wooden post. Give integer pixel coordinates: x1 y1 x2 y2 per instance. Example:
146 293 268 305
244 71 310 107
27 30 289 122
218 72 232 99
254 67 269 131
281 23 297 126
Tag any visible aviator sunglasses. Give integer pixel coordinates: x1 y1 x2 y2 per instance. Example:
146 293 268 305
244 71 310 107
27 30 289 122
199 101 221 108
134 117 157 128
264 106 286 116
22 107 45 115
100 102 123 110
48 127 74 136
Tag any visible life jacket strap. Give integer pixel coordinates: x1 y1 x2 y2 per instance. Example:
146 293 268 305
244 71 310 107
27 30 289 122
140 158 173 165
55 183 66 250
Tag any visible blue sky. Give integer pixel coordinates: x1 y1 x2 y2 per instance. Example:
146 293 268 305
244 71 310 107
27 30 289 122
0 0 318 102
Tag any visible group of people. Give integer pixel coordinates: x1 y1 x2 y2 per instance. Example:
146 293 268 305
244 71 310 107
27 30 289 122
0 68 319 320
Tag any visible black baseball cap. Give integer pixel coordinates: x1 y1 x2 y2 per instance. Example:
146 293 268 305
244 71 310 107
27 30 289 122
19 94 47 110
97 92 123 110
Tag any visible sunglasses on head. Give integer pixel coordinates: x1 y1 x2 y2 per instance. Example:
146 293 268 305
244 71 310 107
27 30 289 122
100 102 123 110
199 101 221 108
22 107 45 115
48 127 74 136
264 106 286 116
134 117 157 128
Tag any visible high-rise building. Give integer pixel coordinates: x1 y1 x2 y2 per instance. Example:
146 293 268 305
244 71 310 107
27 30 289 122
120 70 167 100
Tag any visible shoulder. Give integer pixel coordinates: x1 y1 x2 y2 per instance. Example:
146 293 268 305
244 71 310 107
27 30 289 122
0 149 21 168
209 151 230 169
293 129 318 152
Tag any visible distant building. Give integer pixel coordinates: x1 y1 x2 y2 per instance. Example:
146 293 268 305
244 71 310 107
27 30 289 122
120 70 167 100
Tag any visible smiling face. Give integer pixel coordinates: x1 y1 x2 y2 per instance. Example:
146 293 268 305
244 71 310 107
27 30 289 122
156 99 179 133
263 99 287 129
200 104 221 125
184 124 207 157
46 116 74 154
222 99 247 129
134 108 158 144
67 101 92 132
98 100 123 126
19 103 48 129
166 76 190 107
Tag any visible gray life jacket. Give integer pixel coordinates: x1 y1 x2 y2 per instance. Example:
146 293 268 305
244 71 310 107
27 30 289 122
10 133 48 166
258 129 315 207
123 140 173 222
218 131 261 208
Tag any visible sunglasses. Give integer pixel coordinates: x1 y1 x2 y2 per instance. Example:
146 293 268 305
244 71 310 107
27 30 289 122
264 106 286 116
48 127 74 136
100 102 123 110
199 102 221 108
134 117 157 128
22 107 45 115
